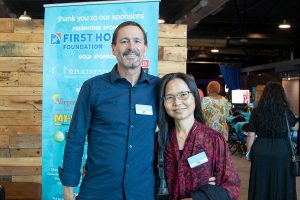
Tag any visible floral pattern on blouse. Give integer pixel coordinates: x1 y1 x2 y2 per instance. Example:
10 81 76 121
201 96 231 140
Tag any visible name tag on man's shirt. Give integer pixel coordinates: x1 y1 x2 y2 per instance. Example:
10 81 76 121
135 104 153 115
187 151 208 168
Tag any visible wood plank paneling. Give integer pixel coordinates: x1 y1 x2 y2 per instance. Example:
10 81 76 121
0 72 18 86
0 18 14 33
158 38 187 47
0 42 43 57
0 87 42 96
0 57 43 72
10 148 41 157
19 72 43 86
0 166 41 175
0 125 42 136
0 175 12 181
14 19 44 34
12 175 41 183
0 33 44 42
0 157 41 167
159 24 187 39
158 60 186 76
0 96 42 111
0 111 41 125
0 182 41 200
0 148 10 157
160 46 187 61
9 135 41 148
0 135 9 148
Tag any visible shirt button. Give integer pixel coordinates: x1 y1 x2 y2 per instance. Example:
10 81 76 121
130 125 134 128
129 145 133 148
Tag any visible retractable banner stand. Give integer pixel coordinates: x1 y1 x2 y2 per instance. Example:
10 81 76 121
42 1 159 199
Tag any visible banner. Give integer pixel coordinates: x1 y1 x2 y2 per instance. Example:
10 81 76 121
42 1 159 199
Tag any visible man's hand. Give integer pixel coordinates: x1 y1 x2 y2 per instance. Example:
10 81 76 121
63 186 75 200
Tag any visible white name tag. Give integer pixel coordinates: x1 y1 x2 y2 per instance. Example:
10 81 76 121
135 104 153 115
187 151 208 168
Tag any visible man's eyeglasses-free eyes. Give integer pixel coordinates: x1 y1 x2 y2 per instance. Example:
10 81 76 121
163 91 192 103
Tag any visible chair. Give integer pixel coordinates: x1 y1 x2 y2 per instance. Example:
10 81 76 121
227 121 247 157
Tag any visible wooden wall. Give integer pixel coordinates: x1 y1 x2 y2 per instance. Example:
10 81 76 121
0 18 186 199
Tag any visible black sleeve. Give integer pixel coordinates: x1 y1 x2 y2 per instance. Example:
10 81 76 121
191 185 232 200
287 108 298 127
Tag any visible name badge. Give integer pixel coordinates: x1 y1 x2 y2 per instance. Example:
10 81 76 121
187 151 208 168
135 104 153 115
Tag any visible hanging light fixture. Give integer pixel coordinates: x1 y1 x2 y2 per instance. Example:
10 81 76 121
278 19 291 29
210 48 219 53
158 18 165 24
19 11 31 20
210 38 219 53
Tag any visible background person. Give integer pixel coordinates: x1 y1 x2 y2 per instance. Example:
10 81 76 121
187 73 204 101
246 81 299 200
158 73 240 200
201 81 231 140
59 21 160 200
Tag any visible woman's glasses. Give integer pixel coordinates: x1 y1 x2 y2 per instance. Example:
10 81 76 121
163 91 192 103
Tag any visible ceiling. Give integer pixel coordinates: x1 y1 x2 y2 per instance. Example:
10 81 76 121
1 0 300 73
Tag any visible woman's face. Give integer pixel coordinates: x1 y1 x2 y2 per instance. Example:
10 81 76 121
163 78 195 121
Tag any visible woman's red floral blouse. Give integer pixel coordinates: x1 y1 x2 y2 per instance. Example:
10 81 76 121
164 120 240 200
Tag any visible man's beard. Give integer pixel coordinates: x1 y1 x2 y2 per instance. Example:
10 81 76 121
122 50 142 69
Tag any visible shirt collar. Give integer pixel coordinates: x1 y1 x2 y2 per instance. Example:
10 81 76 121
110 64 150 85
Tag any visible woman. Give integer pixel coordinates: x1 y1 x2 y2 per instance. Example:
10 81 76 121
158 73 240 200
201 81 231 140
246 81 299 200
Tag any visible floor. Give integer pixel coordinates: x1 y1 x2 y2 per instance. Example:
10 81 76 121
231 153 300 200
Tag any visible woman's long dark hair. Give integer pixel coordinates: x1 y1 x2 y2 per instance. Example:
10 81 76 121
157 73 205 148
256 81 290 131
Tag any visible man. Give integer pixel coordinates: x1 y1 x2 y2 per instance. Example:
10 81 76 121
59 21 160 200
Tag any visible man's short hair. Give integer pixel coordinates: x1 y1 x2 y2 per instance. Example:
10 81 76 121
111 21 148 46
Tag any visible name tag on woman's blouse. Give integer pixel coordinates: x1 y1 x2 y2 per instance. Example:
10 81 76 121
187 152 208 168
135 104 153 115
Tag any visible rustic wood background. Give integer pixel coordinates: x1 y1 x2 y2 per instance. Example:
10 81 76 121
0 18 186 199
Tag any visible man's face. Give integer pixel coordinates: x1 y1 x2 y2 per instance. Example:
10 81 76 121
112 25 148 70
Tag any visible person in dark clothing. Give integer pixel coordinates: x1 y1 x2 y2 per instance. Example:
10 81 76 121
246 81 299 200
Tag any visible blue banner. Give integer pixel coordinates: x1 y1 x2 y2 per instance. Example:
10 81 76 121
42 1 159 199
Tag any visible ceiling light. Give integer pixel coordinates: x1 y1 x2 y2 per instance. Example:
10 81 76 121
158 18 165 24
278 19 291 29
211 48 219 53
239 38 248 43
19 11 31 20
211 38 219 53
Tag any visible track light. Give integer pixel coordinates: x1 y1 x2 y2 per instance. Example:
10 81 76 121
210 48 219 53
19 11 31 20
278 19 291 29
158 18 165 24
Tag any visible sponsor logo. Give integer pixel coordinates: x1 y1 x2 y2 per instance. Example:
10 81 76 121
51 94 75 106
51 33 61 44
